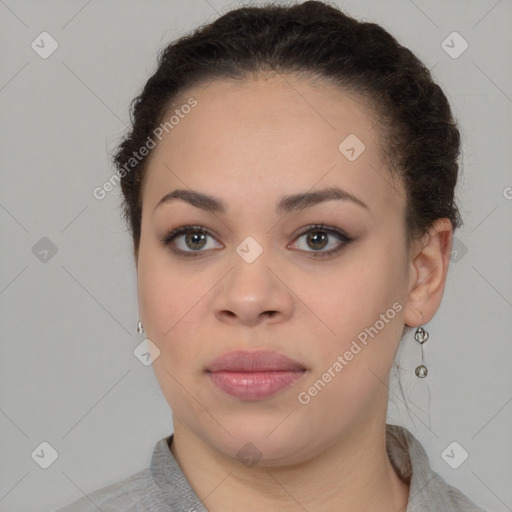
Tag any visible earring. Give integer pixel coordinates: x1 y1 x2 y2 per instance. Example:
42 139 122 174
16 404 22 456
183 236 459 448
136 320 144 334
414 317 429 378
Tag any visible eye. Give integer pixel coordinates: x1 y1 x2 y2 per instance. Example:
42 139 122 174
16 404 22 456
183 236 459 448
160 223 352 259
289 224 352 258
159 225 222 257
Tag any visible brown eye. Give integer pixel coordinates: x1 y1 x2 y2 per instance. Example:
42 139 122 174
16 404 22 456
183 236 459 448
160 224 352 259
184 231 207 250
160 225 222 256
290 225 352 258
305 230 329 250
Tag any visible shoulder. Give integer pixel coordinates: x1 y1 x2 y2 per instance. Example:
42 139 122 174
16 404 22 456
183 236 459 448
54 467 168 512
386 424 487 512
54 434 205 512
414 471 488 512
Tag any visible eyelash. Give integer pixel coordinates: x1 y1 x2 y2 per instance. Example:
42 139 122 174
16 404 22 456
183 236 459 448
159 224 352 259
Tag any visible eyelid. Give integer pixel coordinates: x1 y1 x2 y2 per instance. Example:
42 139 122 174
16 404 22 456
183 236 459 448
293 224 350 241
160 223 352 258
159 225 223 257
159 225 219 245
288 224 351 257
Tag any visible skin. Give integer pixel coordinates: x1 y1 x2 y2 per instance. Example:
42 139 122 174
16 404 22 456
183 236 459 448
134 73 453 512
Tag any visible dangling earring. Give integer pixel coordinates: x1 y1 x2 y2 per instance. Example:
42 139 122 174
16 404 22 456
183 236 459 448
414 315 429 378
136 320 144 334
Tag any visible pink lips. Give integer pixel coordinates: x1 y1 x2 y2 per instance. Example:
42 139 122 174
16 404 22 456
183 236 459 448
206 350 306 400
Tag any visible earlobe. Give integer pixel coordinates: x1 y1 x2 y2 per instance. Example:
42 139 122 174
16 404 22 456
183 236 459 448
403 218 453 327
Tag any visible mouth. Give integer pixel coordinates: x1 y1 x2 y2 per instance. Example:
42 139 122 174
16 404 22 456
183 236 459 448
206 349 307 401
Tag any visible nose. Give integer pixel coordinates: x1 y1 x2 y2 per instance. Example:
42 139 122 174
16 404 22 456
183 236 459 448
211 252 294 327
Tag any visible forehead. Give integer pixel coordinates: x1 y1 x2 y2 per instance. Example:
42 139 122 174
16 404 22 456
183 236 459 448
142 74 405 219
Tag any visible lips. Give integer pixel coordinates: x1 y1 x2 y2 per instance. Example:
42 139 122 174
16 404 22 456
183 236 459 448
207 349 306 372
206 350 307 400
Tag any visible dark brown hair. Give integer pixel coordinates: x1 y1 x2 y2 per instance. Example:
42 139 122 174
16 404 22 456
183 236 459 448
113 0 462 256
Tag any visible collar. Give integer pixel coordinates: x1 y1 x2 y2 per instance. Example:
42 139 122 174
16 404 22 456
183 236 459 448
149 424 474 512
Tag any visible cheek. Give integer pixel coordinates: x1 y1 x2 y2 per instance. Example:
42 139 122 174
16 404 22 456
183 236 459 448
138 238 181 324
137 246 211 363
313 237 407 371
322 245 401 326
137 252 208 411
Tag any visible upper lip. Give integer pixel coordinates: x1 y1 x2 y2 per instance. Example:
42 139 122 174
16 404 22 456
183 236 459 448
206 350 306 372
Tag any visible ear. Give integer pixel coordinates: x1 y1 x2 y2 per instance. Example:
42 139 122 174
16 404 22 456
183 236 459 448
403 218 453 327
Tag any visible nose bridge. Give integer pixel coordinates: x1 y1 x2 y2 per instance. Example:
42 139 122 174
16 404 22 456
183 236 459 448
212 236 294 324
235 233 266 265
224 236 275 298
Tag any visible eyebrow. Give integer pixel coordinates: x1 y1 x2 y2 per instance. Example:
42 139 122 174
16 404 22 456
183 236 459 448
153 186 369 215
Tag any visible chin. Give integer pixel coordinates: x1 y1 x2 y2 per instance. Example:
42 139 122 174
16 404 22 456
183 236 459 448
196 414 318 467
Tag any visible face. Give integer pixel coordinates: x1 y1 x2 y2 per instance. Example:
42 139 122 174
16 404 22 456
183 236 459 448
136 73 412 466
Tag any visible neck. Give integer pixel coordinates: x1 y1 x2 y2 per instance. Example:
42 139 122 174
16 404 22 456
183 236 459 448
169 417 410 512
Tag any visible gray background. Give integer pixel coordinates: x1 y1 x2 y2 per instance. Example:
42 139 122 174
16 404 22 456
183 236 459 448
1 0 511 511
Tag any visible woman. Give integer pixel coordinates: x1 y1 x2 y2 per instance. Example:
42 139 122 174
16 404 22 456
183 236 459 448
57 1 486 510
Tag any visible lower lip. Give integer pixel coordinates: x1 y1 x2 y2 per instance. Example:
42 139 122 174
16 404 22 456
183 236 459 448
208 370 305 400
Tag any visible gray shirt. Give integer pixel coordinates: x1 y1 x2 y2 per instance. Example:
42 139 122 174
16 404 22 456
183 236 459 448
55 424 486 511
